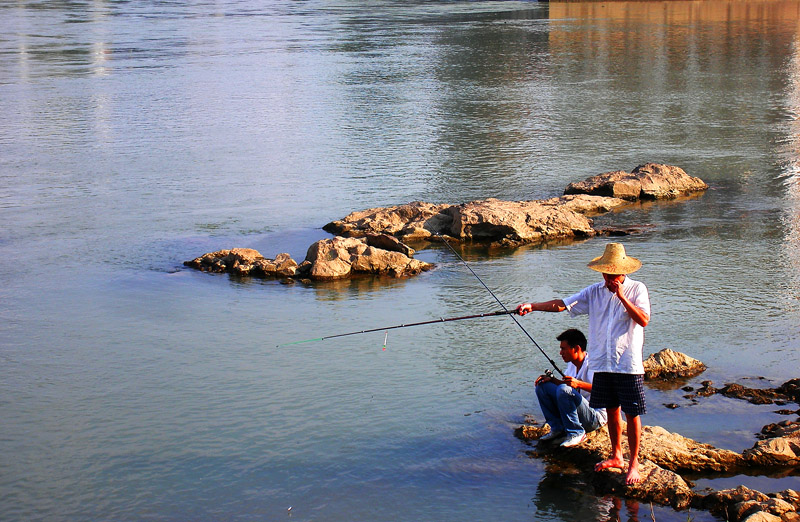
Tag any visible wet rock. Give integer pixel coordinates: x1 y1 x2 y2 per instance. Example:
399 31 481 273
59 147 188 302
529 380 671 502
721 383 786 405
758 420 800 440
777 379 800 403
697 486 771 518
698 487 798 521
564 163 709 201
643 348 707 380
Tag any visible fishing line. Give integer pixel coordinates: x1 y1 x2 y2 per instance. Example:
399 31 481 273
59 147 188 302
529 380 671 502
277 310 515 347
435 233 564 377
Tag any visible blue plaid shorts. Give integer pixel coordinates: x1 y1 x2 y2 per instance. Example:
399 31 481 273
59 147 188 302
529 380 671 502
589 372 647 417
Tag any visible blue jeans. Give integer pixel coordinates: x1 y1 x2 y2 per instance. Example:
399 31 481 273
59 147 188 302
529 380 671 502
535 381 605 437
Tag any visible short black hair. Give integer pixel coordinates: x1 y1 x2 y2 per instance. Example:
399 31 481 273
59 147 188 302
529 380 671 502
556 328 586 351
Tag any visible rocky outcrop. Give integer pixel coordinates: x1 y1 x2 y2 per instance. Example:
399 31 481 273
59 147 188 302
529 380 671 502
184 248 299 277
517 420 800 518
682 379 800 406
564 163 709 201
696 486 800 522
325 164 707 246
643 348 707 380
324 195 626 246
187 164 707 280
184 235 432 281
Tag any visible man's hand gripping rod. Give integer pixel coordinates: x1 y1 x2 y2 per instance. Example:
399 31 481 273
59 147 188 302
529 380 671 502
435 233 564 378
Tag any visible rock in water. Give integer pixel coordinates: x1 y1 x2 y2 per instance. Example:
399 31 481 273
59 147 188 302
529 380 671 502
564 163 709 201
643 348 707 380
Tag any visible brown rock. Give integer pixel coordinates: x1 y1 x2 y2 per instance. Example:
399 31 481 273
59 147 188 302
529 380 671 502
444 198 598 245
700 486 771 517
772 489 800 510
305 237 433 280
184 248 297 278
740 508 783 522
565 163 708 201
591 459 694 509
274 253 298 277
322 201 451 239
639 425 745 472
643 348 707 380
743 435 800 467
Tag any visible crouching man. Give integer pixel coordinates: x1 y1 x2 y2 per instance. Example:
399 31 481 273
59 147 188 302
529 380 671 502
536 329 607 447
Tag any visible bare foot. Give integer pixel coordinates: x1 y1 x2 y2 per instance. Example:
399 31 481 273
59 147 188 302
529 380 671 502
594 457 625 472
625 463 642 485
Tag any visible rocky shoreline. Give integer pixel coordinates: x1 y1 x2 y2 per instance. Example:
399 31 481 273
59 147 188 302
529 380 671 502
517 349 800 521
184 163 708 280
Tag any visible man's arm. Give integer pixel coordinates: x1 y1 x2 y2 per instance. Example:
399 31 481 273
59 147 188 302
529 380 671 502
516 299 567 315
562 375 591 391
615 289 649 327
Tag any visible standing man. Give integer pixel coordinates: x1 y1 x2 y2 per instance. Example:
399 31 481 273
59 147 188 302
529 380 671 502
536 328 607 447
516 243 650 485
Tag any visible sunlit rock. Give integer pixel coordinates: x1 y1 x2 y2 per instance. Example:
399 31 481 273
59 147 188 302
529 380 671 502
643 348 707 380
305 236 432 280
564 163 709 201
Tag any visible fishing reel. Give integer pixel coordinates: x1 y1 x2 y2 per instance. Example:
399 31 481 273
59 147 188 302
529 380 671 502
544 369 555 379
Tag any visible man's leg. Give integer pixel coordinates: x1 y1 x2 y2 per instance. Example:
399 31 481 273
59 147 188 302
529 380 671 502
594 406 625 471
555 385 585 437
624 413 642 484
535 381 564 434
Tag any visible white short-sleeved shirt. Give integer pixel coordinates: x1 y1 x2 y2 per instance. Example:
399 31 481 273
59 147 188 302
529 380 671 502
562 277 650 374
564 359 608 425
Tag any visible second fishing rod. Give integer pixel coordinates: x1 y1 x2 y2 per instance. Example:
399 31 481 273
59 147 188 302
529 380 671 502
435 233 564 378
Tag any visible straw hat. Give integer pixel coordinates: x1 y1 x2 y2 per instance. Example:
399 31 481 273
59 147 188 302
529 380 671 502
587 243 642 274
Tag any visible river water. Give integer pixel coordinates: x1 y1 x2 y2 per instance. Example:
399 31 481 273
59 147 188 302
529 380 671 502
2 1 800 520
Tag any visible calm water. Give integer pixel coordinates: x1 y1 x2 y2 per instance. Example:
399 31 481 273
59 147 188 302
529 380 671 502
2 1 800 520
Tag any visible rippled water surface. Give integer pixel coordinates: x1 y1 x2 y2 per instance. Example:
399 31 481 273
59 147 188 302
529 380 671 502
2 1 800 520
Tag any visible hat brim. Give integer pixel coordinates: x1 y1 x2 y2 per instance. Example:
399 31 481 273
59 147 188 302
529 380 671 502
587 256 642 275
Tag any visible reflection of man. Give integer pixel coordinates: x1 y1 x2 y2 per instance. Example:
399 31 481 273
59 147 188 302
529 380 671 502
535 329 607 447
517 243 650 484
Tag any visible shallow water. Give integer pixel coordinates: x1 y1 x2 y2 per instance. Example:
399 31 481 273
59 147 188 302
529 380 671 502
2 1 800 520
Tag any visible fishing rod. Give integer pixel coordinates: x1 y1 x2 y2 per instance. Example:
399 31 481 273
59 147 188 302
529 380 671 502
277 309 515 347
435 233 564 378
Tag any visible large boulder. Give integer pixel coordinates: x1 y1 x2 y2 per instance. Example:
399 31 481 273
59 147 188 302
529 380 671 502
305 236 433 280
565 163 709 201
643 348 707 380
443 198 601 245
